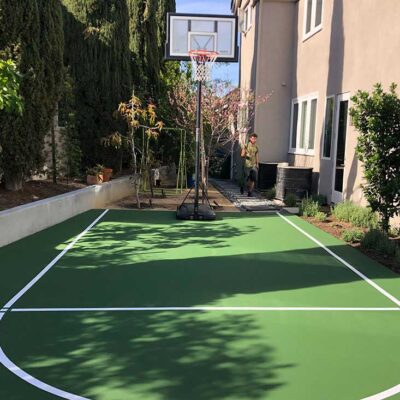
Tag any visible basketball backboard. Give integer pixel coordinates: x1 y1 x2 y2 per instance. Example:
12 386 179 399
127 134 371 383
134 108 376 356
165 13 238 62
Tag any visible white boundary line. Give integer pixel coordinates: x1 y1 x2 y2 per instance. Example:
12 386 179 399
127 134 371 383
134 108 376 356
276 212 400 308
3 210 109 309
0 347 89 400
10 307 400 312
0 209 109 400
362 384 400 400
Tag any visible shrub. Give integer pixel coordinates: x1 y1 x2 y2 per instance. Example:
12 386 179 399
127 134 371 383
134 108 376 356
314 211 327 222
342 229 364 243
395 249 400 266
361 230 397 257
332 201 356 222
299 198 320 217
349 207 378 229
312 194 327 206
284 192 297 207
264 186 276 200
332 201 377 229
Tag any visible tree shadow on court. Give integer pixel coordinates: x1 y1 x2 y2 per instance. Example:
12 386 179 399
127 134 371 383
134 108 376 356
1 310 293 399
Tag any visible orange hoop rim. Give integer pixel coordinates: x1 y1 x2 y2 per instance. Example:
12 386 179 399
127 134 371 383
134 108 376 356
189 50 219 60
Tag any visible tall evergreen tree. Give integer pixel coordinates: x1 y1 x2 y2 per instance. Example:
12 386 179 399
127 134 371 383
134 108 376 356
0 0 64 190
61 0 132 167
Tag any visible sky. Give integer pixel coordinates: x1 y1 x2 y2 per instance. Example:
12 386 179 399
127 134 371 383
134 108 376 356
175 0 239 86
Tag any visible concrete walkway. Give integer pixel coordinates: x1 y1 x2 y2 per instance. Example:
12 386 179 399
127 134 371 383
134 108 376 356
210 179 281 212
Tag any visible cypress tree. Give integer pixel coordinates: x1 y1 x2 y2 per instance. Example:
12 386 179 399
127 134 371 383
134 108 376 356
0 0 64 190
61 0 132 167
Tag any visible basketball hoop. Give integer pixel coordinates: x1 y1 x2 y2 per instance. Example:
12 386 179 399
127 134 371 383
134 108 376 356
189 50 219 82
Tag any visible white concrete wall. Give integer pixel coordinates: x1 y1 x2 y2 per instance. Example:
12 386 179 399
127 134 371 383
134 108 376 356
0 177 132 248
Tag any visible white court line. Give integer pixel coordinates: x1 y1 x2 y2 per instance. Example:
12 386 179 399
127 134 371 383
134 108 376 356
276 212 400 308
10 307 400 312
362 384 400 400
3 209 109 309
0 210 109 400
0 347 89 400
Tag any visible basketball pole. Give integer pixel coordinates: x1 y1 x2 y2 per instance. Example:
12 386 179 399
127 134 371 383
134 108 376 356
194 80 202 218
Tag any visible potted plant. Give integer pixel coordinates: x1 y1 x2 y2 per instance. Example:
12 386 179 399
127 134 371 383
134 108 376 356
102 167 113 182
86 164 104 185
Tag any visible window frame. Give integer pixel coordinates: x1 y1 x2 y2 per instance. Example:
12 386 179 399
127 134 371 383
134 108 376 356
321 95 335 160
289 92 319 156
303 0 324 41
243 4 253 34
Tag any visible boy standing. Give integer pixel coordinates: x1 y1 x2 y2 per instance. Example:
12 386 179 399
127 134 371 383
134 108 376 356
241 133 259 197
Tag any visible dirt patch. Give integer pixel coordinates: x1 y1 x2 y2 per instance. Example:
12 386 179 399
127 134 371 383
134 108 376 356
0 179 86 211
302 215 400 274
108 184 238 212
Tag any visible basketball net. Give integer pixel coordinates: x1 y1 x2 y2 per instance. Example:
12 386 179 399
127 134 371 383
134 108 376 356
189 50 219 82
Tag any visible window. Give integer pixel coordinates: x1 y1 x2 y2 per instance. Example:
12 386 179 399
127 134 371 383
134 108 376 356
289 94 318 155
304 0 323 40
322 96 334 158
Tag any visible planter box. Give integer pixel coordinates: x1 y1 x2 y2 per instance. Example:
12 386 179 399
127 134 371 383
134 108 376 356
0 176 132 248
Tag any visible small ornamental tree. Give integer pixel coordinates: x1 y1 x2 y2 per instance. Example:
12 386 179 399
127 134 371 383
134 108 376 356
102 95 163 208
350 83 400 232
0 59 23 114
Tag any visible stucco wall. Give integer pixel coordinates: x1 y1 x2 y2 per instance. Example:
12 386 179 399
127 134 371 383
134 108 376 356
255 0 296 163
292 0 400 203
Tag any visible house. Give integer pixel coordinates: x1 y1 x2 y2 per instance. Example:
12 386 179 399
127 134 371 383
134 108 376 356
231 0 400 205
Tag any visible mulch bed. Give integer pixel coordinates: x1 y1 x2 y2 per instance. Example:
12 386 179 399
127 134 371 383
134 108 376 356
302 214 400 274
0 179 86 211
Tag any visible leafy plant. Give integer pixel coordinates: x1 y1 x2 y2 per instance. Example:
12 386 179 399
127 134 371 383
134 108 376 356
264 186 276 200
350 83 400 232
0 59 23 114
86 164 104 176
284 192 297 207
299 198 320 217
332 201 377 229
314 211 328 222
361 229 398 257
342 229 364 243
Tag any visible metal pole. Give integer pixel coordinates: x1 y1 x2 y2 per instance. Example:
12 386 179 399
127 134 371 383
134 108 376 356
194 80 202 218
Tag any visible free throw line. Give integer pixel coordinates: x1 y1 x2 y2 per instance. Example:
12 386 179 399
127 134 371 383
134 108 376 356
276 212 400 308
10 307 400 312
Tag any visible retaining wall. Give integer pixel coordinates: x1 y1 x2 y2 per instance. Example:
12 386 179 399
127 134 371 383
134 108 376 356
0 177 132 248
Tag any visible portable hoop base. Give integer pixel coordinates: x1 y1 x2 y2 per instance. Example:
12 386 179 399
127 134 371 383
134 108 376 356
176 203 216 221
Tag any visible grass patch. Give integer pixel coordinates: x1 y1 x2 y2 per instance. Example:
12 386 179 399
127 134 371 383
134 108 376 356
332 201 377 229
299 198 320 217
342 229 364 243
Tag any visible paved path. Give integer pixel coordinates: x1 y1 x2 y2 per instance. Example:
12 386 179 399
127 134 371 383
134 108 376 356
210 179 281 212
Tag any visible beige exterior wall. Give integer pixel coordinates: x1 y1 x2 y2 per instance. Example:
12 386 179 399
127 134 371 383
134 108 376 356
235 0 400 219
255 0 296 163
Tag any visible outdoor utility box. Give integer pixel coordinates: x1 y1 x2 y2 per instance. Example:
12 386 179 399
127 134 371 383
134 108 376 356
276 165 313 200
258 163 278 189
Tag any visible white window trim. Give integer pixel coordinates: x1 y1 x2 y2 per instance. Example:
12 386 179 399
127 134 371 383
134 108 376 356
242 5 253 34
289 92 319 156
303 0 324 42
321 95 335 160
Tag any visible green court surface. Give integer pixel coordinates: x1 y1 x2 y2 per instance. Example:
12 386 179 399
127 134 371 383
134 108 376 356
0 210 399 400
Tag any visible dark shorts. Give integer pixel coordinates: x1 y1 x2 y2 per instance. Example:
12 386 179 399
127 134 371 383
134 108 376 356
245 167 258 183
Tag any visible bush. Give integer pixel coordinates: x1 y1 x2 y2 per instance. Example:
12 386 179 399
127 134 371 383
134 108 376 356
332 201 377 229
264 186 276 200
284 192 297 207
395 249 400 266
314 211 327 222
361 230 397 257
299 198 320 217
342 229 364 243
312 194 327 206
